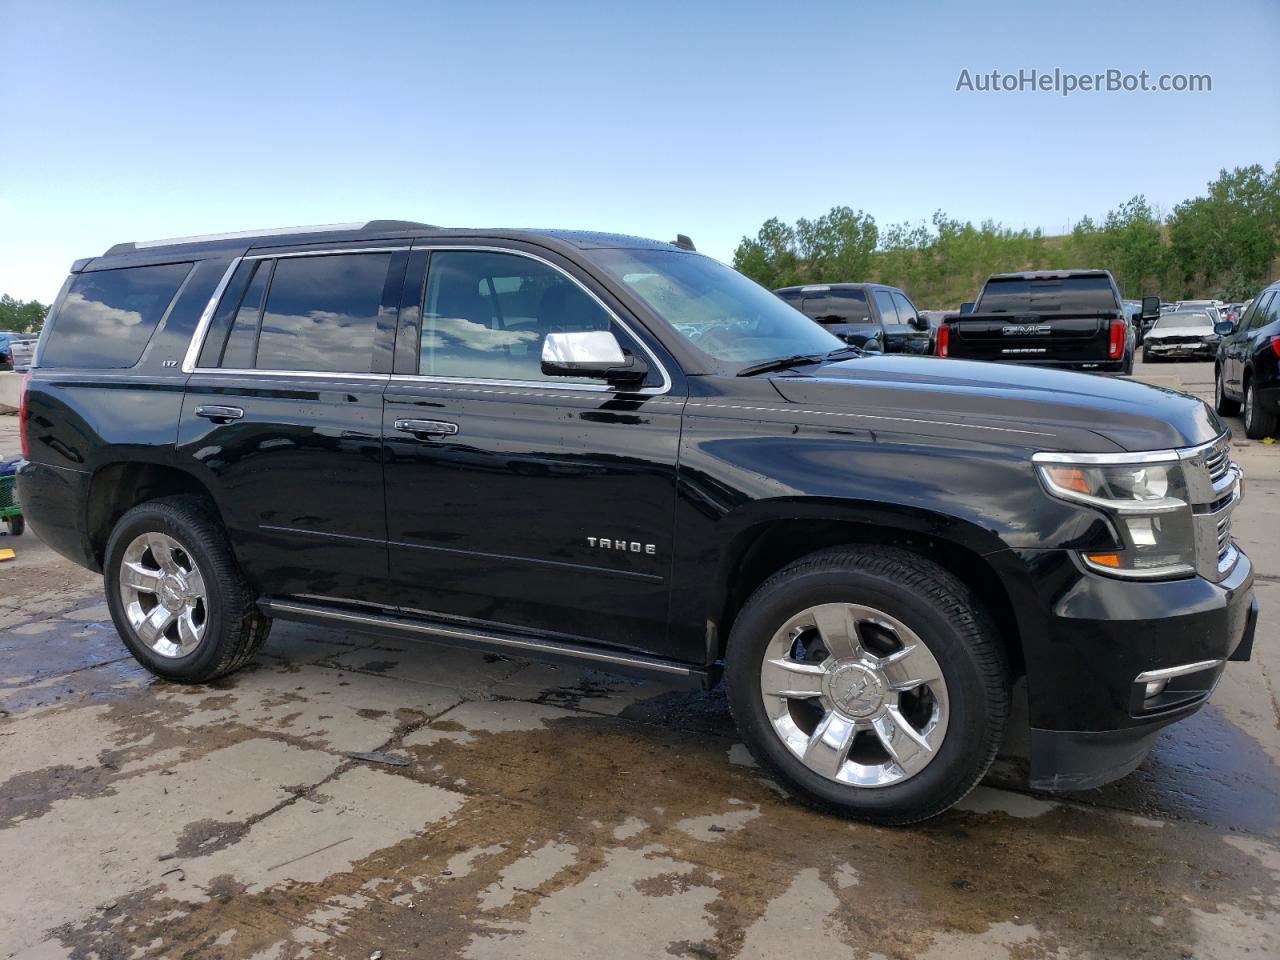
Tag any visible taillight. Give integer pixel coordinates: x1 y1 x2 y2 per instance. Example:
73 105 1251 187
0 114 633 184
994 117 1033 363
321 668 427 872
1107 319 1125 360
1269 336 1280 359
936 324 950 357
18 372 31 459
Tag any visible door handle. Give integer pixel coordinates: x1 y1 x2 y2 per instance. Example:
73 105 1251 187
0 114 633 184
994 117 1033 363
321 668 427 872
395 418 459 438
195 405 244 423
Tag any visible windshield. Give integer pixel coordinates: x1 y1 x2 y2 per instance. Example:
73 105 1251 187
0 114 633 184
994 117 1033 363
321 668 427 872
589 249 841 365
1155 312 1211 329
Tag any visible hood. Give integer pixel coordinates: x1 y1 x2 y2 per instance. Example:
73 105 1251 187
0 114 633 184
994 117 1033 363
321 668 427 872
768 355 1223 453
1146 324 1215 340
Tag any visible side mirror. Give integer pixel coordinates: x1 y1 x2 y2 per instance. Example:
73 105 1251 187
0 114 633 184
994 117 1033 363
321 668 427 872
1213 319 1235 336
910 315 929 331
541 330 646 384
1140 296 1161 320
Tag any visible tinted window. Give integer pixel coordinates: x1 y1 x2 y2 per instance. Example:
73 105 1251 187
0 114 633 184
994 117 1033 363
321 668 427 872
42 263 192 368
800 290 871 323
892 292 918 326
1247 292 1276 331
254 253 393 373
420 251 611 382
873 289 899 324
978 276 1117 313
220 261 271 369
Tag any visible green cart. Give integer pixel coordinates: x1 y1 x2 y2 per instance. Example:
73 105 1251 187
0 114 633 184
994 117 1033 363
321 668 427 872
0 462 23 536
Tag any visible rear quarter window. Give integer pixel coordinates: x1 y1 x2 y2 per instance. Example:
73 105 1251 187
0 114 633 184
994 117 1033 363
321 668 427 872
41 263 193 368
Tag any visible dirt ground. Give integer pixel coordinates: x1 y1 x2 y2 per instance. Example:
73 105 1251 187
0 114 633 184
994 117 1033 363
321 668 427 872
2 357 1278 960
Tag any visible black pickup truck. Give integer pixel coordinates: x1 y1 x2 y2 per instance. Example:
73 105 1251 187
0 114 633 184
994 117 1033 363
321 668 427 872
938 270 1151 374
16 223 1257 824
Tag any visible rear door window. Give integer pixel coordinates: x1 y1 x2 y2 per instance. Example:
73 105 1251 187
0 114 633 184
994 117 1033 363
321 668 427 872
41 262 192 368
253 253 395 373
873 289 899 325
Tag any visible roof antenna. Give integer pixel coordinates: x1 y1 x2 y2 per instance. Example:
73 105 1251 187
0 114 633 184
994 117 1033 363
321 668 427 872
672 234 696 251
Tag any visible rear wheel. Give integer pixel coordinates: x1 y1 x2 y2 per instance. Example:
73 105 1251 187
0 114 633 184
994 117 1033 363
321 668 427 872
104 496 270 682
724 547 1008 824
1244 379 1277 439
1215 365 1241 416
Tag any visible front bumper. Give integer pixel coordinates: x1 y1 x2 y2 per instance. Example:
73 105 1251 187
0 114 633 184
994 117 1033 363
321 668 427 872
1005 546 1256 791
1145 342 1217 359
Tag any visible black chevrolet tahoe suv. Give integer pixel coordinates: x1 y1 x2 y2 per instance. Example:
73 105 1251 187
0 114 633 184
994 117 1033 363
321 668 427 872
16 221 1258 824
939 269 1146 374
774 282 932 354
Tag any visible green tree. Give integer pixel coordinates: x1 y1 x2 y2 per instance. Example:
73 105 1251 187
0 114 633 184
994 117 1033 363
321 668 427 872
1168 164 1279 298
0 295 48 333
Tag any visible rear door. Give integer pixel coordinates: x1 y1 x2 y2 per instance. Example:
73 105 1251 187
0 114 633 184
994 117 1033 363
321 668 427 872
381 243 686 658
177 245 407 604
871 289 904 351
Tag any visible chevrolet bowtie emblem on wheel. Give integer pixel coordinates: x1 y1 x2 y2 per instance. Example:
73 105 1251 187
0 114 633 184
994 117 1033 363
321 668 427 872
587 537 656 555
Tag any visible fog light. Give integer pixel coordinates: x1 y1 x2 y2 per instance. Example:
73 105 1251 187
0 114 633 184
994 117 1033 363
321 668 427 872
1144 678 1169 699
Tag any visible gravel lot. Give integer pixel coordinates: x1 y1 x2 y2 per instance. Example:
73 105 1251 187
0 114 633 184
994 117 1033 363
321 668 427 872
1 357 1278 960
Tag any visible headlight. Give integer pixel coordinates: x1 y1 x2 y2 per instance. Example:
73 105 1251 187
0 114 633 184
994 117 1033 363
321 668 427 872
1033 454 1196 579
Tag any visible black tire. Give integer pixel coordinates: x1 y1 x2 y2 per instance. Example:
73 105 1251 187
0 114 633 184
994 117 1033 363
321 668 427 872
4 515 23 536
724 547 1008 825
1244 379 1278 440
103 495 270 683
1122 351 1134 376
1215 365 1241 417
1142 347 1158 363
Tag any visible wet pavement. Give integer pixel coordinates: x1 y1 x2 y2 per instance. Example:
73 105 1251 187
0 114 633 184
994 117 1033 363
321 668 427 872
1 358 1278 960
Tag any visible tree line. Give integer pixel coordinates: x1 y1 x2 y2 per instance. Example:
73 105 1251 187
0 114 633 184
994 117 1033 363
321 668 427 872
0 294 48 333
732 162 1280 307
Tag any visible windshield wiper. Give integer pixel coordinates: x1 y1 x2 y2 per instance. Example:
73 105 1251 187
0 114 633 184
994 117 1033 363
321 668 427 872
736 345 864 377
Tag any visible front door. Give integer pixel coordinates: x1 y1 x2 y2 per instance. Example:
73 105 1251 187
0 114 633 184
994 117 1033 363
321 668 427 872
382 244 686 658
177 246 407 603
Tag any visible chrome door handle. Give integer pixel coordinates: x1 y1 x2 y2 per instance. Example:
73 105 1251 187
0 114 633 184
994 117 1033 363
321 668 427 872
195 405 244 423
394 418 459 438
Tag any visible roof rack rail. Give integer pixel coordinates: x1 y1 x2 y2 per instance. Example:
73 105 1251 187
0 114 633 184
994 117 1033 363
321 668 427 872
106 219 440 255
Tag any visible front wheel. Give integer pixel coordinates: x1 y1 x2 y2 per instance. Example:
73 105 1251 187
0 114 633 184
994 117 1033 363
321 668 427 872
3 515 23 536
104 496 271 682
724 548 1008 824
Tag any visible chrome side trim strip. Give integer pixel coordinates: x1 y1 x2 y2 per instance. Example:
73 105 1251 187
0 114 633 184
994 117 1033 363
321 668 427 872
180 258 243 373
1135 659 1224 683
263 599 696 677
244 245 410 261
190 369 391 382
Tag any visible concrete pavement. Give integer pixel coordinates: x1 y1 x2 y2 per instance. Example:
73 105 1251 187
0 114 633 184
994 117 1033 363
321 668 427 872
1 357 1277 960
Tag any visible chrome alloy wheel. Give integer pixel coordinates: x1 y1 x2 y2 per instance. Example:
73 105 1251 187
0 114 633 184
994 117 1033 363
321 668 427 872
758 603 949 788
118 532 208 658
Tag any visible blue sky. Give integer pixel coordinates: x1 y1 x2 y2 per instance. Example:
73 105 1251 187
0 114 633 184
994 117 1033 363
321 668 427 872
1 0 1277 303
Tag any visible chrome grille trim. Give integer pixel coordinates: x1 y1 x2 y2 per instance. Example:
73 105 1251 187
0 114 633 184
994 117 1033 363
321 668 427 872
1177 434 1240 582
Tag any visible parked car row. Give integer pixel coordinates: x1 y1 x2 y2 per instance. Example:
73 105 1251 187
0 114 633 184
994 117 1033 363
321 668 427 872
0 331 38 372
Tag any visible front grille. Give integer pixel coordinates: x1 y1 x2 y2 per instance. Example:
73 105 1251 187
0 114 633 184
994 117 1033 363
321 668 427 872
1216 515 1232 562
1182 435 1239 581
1204 446 1230 484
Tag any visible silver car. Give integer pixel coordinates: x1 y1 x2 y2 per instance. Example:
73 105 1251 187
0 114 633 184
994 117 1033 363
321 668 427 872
1142 310 1219 362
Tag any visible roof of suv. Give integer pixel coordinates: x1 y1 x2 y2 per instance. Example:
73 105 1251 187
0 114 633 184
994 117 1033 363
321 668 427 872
985 269 1111 281
774 282 900 294
101 221 689 258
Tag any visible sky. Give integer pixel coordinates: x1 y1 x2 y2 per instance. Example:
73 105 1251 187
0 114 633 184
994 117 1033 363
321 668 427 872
1 0 1278 303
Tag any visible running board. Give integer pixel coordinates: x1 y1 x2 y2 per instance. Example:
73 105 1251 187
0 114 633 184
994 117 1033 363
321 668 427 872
260 598 707 684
